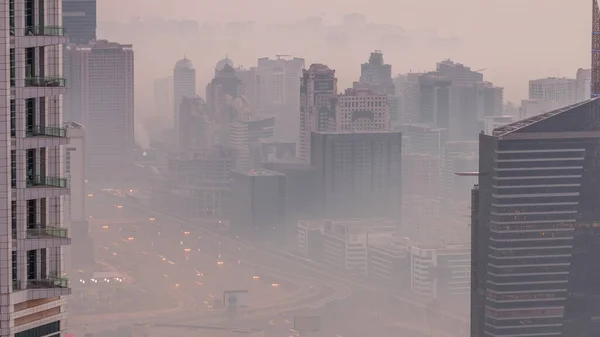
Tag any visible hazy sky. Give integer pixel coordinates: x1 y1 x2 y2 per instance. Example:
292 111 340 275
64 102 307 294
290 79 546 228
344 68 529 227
98 0 590 102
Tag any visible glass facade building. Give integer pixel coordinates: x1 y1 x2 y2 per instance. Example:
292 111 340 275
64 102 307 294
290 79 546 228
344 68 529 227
473 98 600 336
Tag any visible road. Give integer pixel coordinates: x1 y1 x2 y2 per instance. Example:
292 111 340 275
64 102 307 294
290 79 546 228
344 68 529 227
86 185 467 336
67 192 327 335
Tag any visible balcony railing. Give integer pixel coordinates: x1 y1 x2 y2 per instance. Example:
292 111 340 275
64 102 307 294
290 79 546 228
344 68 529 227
25 25 66 36
27 225 69 239
13 279 23 290
26 175 68 188
27 275 69 289
26 125 67 138
24 77 67 88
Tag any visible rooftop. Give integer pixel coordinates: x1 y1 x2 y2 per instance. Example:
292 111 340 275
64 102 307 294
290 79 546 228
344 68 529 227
492 98 598 137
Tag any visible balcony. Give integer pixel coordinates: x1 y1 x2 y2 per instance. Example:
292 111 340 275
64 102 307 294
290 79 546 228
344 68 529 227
26 125 67 138
24 77 66 87
26 275 71 300
25 26 66 36
27 276 69 289
27 225 69 239
26 175 68 188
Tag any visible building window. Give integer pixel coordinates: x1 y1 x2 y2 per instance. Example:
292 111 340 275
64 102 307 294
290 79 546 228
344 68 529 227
11 251 17 284
15 321 60 337
10 48 15 87
11 201 16 239
11 150 16 188
10 99 15 137
27 199 36 228
40 248 46 277
27 250 36 280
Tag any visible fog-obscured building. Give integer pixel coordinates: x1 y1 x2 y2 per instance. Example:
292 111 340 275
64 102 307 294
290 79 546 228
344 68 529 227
229 117 275 170
173 57 196 132
311 131 402 219
230 169 286 241
63 0 97 44
299 64 338 162
353 50 395 95
65 40 135 183
257 56 305 143
152 146 236 218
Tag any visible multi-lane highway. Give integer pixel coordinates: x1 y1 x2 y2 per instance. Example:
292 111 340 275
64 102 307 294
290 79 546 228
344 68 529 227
84 185 467 337
68 189 337 335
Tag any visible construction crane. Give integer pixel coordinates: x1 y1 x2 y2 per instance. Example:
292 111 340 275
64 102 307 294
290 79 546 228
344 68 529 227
474 68 488 72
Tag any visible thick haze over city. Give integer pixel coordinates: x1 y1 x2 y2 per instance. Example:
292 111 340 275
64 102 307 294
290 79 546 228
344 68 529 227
3 0 600 337
97 0 590 109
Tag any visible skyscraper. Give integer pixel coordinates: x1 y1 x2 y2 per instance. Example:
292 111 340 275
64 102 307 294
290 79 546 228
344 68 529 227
206 57 244 126
299 64 338 162
173 57 196 132
66 40 135 183
2 0 72 334
311 131 402 219
473 98 600 336
353 50 395 95
257 56 305 143
334 88 390 131
62 0 97 44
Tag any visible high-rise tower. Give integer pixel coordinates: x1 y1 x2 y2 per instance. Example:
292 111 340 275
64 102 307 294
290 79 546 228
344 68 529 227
593 0 600 97
299 64 337 162
173 57 196 131
66 40 135 183
63 0 97 44
2 0 72 335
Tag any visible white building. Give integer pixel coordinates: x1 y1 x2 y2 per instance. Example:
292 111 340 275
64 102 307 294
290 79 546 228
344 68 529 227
575 68 591 102
173 58 196 132
335 88 390 131
519 99 560 120
297 219 397 276
409 244 470 303
528 77 577 108
1 0 72 335
257 56 305 143
483 115 516 135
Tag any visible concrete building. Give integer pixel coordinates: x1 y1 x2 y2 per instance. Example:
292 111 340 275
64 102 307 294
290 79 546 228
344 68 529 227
311 132 402 219
335 88 390 131
297 219 398 275
264 160 315 236
65 40 135 183
529 77 577 108
353 50 395 95
153 76 173 117
173 57 196 133
236 66 259 113
409 243 470 304
2 0 72 334
473 98 600 336
62 0 96 44
178 96 209 153
483 115 516 135
299 64 337 162
576 68 591 102
230 169 286 241
518 99 559 120
367 236 410 289
257 56 305 143
229 117 275 170
151 145 236 219
206 57 244 126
